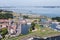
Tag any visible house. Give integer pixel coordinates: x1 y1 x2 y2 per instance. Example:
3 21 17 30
0 34 2 39
0 19 9 29
8 23 17 35
0 19 17 36
0 19 31 36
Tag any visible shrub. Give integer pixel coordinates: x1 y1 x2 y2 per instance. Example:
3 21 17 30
0 28 8 38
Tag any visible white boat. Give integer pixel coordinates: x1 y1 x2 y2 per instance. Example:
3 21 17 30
56 25 60 29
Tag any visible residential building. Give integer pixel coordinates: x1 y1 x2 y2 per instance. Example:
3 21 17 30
0 19 9 29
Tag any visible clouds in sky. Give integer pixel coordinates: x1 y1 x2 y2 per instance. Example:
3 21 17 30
0 0 60 6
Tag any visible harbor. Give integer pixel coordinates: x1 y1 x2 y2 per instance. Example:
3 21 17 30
0 0 60 40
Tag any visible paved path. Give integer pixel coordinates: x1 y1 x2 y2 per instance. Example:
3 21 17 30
20 34 35 40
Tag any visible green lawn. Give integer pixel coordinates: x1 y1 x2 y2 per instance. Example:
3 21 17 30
2 24 60 40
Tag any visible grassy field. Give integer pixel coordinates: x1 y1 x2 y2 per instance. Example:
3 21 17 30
2 24 60 40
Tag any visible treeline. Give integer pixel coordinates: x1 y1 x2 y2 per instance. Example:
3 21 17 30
0 10 13 12
52 17 60 22
0 12 13 19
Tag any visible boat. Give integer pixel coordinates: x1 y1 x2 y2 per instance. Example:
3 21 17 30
56 25 60 29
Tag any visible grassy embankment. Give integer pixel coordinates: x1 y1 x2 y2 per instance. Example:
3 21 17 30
2 24 60 40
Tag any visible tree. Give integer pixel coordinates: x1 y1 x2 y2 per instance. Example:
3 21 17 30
4 13 13 19
0 28 8 38
23 15 29 19
31 22 35 30
52 17 60 22
0 12 13 19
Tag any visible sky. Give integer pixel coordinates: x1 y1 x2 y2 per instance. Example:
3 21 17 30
0 0 60 6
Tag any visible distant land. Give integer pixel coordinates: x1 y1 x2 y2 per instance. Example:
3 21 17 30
34 6 60 8
0 6 60 18
0 6 60 8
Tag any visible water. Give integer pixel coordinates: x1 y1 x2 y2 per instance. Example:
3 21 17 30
21 24 31 34
0 6 60 17
40 18 60 31
50 23 60 31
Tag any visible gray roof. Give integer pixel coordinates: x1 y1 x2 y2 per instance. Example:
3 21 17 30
0 34 2 38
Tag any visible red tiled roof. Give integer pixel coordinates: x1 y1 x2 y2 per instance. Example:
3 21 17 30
19 20 27 24
0 19 9 22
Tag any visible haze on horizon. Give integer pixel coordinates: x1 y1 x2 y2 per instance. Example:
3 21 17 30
0 0 60 15
0 0 60 6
